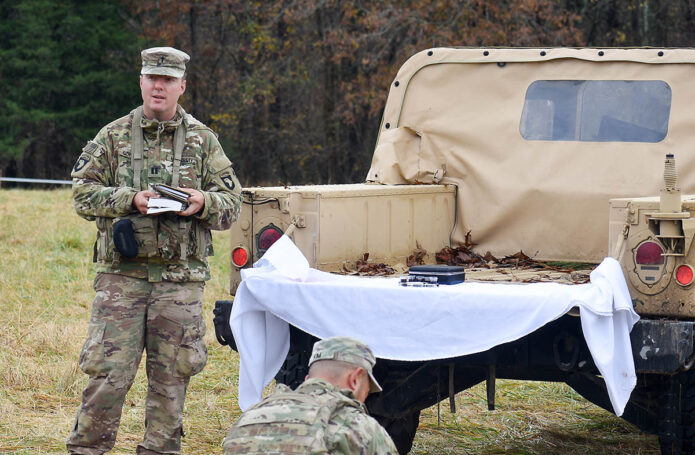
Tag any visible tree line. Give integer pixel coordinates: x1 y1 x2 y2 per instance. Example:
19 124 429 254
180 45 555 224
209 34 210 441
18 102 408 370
2 0 695 187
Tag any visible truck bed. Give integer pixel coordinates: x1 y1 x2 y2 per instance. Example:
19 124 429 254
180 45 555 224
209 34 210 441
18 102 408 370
339 242 594 285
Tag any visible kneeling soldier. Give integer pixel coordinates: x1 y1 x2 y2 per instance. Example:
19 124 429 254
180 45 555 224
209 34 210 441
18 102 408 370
223 336 398 454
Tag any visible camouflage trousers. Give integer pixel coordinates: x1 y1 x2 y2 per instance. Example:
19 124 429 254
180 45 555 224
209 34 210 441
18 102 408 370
67 273 207 455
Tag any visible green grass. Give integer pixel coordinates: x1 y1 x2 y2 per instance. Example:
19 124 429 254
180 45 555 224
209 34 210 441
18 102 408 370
0 189 660 454
413 381 659 454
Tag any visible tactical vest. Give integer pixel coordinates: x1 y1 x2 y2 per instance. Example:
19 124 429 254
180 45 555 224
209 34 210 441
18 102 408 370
223 386 361 454
131 106 186 190
100 107 212 267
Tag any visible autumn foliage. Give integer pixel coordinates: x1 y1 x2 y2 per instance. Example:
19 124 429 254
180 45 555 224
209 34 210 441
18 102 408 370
120 0 583 185
3 1 695 184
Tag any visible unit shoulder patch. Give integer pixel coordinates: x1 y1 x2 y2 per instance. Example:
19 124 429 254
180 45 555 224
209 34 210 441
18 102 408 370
73 155 90 173
221 173 236 191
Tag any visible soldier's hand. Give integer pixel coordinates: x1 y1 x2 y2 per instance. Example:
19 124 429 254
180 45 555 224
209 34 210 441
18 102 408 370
176 188 204 216
133 190 159 214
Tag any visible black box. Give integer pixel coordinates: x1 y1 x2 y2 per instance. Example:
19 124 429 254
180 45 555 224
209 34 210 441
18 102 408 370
408 265 466 285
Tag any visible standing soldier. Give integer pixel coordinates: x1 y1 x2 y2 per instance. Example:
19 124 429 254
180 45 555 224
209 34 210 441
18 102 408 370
223 336 398 454
67 47 242 455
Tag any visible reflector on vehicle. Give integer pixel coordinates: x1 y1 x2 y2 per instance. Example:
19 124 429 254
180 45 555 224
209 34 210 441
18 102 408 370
232 247 249 268
635 241 665 265
257 224 283 255
675 264 694 286
633 240 667 287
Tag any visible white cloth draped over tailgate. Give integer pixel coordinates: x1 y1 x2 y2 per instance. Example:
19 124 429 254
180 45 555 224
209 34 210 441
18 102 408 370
231 235 639 415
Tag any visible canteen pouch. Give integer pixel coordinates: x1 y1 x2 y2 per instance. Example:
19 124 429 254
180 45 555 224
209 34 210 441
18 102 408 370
113 215 158 258
113 219 138 258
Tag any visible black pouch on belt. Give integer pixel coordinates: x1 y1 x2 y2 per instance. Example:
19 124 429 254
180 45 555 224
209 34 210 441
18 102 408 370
113 219 138 258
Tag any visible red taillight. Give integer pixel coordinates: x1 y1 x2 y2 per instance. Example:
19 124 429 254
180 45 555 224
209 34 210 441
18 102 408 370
635 241 664 265
675 264 695 286
257 224 283 253
232 247 249 267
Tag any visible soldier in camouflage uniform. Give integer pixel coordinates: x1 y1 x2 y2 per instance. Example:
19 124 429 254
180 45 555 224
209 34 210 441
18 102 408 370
222 336 398 455
67 47 242 455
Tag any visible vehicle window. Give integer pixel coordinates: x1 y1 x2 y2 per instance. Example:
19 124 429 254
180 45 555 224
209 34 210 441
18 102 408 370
520 80 671 142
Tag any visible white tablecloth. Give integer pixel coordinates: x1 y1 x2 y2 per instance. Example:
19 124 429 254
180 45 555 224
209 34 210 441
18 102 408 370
231 236 640 415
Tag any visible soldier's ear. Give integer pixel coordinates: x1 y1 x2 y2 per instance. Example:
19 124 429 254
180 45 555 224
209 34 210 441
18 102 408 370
346 367 365 391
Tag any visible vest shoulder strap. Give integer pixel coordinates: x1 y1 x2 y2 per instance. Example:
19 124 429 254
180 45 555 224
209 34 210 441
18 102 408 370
171 122 186 187
131 107 144 190
130 107 187 190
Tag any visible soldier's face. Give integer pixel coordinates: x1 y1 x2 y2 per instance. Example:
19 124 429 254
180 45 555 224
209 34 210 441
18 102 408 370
140 74 186 121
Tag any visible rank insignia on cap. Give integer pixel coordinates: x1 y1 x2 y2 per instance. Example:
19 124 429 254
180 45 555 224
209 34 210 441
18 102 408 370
141 47 190 79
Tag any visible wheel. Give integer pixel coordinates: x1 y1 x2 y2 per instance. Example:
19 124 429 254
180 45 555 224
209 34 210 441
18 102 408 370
658 370 695 455
686 372 695 454
375 410 421 455
274 326 317 389
274 351 310 389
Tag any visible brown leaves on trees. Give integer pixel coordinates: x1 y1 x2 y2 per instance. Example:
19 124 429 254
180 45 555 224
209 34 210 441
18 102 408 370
121 0 584 186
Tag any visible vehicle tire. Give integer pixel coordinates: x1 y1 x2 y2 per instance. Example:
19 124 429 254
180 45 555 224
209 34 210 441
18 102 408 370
375 410 421 455
274 351 310 390
658 370 695 455
685 372 695 454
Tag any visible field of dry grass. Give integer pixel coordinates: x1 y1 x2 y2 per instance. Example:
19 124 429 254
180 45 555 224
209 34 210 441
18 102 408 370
0 188 661 454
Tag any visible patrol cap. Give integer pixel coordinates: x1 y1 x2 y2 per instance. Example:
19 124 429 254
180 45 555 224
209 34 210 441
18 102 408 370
141 47 190 79
309 336 382 393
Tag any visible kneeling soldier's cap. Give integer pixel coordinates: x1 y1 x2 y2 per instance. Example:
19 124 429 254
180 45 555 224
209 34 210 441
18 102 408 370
309 336 383 393
141 47 190 79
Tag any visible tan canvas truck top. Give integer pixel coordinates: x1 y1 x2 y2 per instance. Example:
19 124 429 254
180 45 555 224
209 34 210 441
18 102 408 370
367 48 695 262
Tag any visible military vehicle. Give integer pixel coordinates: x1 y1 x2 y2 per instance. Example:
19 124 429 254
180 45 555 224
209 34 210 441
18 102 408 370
214 48 695 454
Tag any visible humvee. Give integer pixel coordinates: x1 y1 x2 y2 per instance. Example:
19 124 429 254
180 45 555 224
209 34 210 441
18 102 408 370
214 48 695 454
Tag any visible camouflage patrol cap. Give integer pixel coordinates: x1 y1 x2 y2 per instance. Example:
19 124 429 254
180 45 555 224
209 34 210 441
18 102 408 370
309 336 382 393
141 47 190 78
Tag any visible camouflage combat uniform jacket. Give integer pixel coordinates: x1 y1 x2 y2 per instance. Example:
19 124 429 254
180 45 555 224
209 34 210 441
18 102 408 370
223 378 398 454
72 105 241 282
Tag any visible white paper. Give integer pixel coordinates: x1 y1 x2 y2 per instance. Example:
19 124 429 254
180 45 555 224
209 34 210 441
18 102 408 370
146 197 184 214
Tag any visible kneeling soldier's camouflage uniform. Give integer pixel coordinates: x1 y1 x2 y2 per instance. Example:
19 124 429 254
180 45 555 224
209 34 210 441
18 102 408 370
222 337 398 455
67 47 241 455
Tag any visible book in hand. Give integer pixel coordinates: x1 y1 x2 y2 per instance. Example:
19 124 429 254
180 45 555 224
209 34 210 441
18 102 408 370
152 184 191 204
147 197 186 214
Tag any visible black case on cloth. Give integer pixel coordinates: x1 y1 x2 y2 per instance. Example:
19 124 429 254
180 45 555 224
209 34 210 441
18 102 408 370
408 265 466 284
113 219 138 258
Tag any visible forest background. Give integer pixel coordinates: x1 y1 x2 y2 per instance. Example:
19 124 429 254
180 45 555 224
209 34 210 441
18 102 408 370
2 0 695 187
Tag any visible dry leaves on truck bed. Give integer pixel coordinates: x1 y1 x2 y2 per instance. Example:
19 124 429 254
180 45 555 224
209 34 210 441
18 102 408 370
342 253 397 276
406 243 427 267
436 245 540 269
340 231 594 283
436 236 593 284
